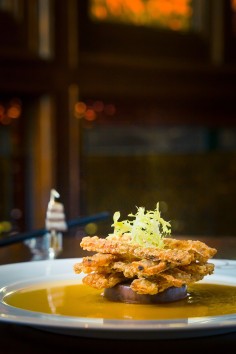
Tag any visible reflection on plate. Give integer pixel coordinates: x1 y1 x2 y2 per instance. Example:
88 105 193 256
0 258 236 340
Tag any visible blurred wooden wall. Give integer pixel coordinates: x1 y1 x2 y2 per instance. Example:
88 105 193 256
0 0 236 235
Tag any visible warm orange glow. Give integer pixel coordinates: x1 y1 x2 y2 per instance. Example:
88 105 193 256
90 0 192 31
122 0 145 16
74 101 87 119
149 0 190 16
232 0 236 11
0 98 22 124
105 0 123 16
85 109 96 121
74 100 115 120
92 5 108 19
7 106 21 119
75 101 87 114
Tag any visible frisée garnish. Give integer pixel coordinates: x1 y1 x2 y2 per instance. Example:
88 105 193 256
109 202 171 248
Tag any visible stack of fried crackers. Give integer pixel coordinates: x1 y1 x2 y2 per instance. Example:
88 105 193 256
74 234 217 295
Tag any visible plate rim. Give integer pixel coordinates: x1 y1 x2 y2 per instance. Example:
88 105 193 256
0 258 236 338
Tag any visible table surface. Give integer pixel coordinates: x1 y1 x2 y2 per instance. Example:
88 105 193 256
0 233 236 353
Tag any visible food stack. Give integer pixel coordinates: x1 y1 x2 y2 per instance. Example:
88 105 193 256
74 204 217 299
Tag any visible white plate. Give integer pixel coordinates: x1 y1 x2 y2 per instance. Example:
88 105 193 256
0 258 236 340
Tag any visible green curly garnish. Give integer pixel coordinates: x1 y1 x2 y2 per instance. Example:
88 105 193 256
110 202 171 248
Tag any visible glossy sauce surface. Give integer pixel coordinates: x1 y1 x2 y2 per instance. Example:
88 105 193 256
3 281 236 320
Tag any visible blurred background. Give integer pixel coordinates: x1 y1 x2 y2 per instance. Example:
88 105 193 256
0 0 236 239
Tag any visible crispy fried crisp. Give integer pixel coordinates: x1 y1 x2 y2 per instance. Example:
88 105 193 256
130 263 215 295
75 235 217 295
164 238 217 262
80 236 201 266
82 272 126 289
112 259 169 278
131 278 161 295
75 258 169 278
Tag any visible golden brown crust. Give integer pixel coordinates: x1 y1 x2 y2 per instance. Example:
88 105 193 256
82 272 126 289
80 236 207 265
163 238 217 262
74 236 217 296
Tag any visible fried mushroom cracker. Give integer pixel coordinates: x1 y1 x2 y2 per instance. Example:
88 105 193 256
80 236 197 266
82 272 126 289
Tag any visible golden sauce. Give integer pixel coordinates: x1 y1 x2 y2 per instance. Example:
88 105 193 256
3 281 236 320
